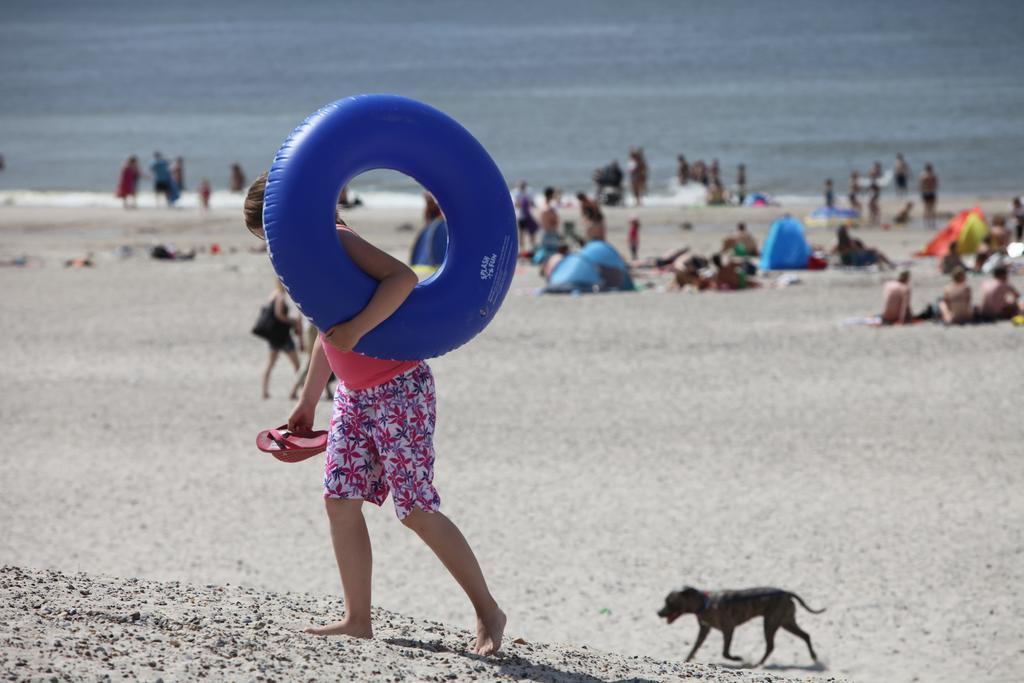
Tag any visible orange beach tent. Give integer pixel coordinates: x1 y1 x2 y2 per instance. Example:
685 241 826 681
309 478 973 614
918 208 988 256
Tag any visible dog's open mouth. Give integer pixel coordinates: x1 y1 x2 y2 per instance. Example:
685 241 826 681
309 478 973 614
659 610 681 624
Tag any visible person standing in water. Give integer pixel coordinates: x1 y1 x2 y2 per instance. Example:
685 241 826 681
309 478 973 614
919 164 939 229
894 153 910 196
151 152 175 206
676 155 689 186
229 163 247 193
736 164 747 204
628 147 648 207
198 179 212 210
171 156 186 192
824 178 835 208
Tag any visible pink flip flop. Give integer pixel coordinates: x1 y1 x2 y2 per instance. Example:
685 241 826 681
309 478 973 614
256 425 328 463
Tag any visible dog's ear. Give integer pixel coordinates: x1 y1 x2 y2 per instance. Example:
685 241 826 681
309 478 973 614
681 586 700 596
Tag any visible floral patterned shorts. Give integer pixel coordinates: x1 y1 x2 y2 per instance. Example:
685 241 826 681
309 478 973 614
324 362 441 519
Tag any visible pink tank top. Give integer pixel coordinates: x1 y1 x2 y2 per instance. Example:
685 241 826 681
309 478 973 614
321 336 419 391
318 224 419 390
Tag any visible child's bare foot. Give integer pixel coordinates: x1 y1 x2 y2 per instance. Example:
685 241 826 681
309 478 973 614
304 619 373 639
474 607 506 656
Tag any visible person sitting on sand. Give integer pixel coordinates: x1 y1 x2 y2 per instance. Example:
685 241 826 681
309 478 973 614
720 222 759 257
977 264 1021 321
707 177 726 205
974 235 994 273
893 201 914 225
940 267 973 325
833 225 894 268
880 270 913 325
989 215 1010 252
243 172 506 655
939 241 965 275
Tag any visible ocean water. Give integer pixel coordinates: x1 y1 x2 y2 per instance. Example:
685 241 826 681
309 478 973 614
1 0 1022 206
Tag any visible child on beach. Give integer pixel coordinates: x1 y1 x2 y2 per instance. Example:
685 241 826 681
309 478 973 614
116 155 140 209
255 279 303 399
243 172 506 655
198 179 211 211
627 217 640 260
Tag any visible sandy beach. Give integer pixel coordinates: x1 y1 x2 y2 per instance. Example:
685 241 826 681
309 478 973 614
1 196 1022 682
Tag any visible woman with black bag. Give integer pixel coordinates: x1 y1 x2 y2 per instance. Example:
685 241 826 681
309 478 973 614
252 280 304 399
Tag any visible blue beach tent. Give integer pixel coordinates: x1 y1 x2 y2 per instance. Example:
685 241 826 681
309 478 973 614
759 217 811 270
546 240 634 293
409 218 448 269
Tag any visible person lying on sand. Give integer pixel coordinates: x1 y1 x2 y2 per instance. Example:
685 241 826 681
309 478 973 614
833 225 894 268
710 253 759 290
977 264 1021 321
632 246 692 270
940 267 973 325
64 254 94 268
667 252 712 290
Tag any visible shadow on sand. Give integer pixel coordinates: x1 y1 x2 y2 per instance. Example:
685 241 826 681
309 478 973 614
384 637 659 683
719 659 828 673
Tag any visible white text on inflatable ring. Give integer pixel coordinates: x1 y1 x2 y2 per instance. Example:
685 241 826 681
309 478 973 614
480 253 497 280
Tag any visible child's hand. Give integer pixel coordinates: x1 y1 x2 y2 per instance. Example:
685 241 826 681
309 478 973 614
288 400 316 432
324 321 363 353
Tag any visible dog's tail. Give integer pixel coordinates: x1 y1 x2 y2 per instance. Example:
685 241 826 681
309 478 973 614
788 592 826 614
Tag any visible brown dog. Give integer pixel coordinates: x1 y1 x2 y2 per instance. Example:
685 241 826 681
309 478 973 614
658 586 824 665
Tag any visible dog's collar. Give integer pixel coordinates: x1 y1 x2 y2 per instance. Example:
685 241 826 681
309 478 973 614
697 591 711 613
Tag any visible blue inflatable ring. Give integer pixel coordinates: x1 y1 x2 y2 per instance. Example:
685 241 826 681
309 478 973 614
263 95 517 360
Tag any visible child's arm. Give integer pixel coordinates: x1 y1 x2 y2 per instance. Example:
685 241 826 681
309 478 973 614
324 229 418 352
288 334 332 431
